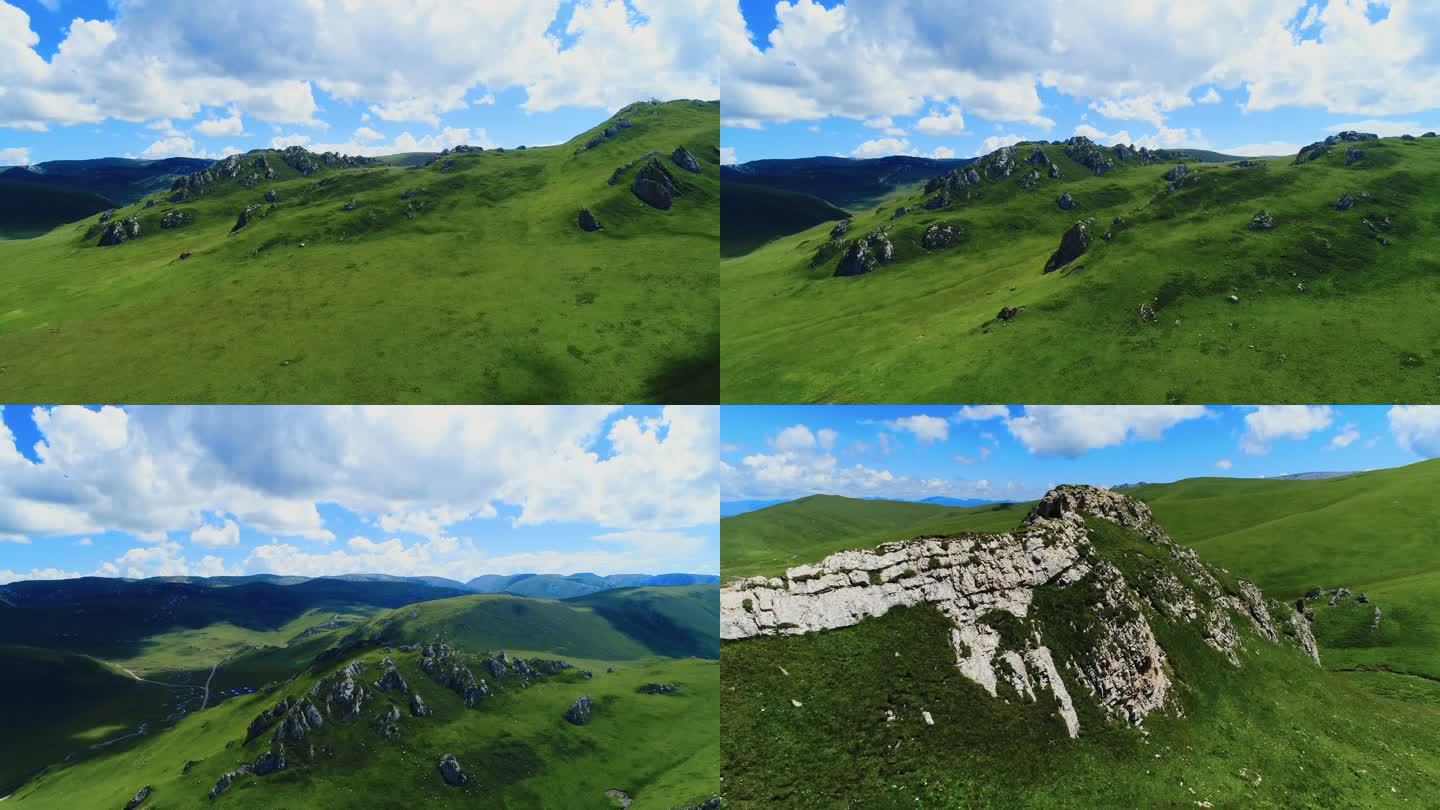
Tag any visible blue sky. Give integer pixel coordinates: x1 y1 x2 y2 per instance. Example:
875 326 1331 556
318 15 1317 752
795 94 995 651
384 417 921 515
721 1 1440 164
0 0 720 165
0 405 718 583
721 405 1440 506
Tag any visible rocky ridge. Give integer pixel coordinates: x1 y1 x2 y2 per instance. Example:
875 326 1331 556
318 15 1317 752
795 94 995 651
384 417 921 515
720 485 1320 737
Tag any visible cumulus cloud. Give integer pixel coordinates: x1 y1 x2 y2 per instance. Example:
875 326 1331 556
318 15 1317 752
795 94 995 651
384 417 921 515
1215 458 1233 470
189 518 241 548
915 106 965 135
1004 406 1210 457
193 108 244 137
1330 423 1360 449
0 145 29 164
719 146 738 164
978 133 1027 154
1388 406 1440 457
954 405 1010 422
883 415 950 444
850 136 913 158
1239 406 1334 455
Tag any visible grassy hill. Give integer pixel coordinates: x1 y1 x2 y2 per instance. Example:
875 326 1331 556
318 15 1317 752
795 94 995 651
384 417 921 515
721 134 1440 403
720 182 849 257
467 572 720 598
1129 458 1440 697
0 179 113 239
0 99 719 403
721 494 1030 580
0 646 174 795
566 585 719 660
720 484 1440 807
721 155 974 209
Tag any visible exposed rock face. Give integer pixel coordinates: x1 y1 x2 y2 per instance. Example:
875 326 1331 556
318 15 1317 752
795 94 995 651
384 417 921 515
1344 147 1364 166
98 216 141 246
374 657 409 692
231 206 257 233
671 146 702 173
209 765 253 800
632 158 679 210
252 743 287 775
1334 193 1355 210
1248 210 1275 231
485 654 508 679
420 641 491 706
1018 168 1041 190
246 697 290 742
1048 162 1064 179
273 698 325 742
1057 191 1077 210
921 222 960 250
1295 130 1378 163
578 207 603 232
265 189 279 203
923 192 950 210
410 693 430 717
438 753 467 786
124 785 152 809
1163 164 1189 183
1063 136 1115 175
834 227 894 277
342 198 359 211
530 658 574 676
373 703 402 738
99 209 115 224
639 682 678 694
322 660 367 721
721 485 1308 738
829 219 850 240
1043 219 1091 273
564 695 593 725
1025 145 1050 165
160 210 191 229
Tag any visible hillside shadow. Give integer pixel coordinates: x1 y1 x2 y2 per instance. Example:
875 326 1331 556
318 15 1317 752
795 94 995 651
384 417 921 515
644 336 719 404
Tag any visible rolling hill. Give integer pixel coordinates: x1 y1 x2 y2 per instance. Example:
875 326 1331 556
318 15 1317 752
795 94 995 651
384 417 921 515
721 132 1440 403
466 572 720 598
0 99 719 404
720 181 849 257
719 484 1440 807
0 179 113 239
721 155 974 209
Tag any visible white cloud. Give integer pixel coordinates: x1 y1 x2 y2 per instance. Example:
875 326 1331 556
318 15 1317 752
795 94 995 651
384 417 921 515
719 146 737 164
1215 459 1233 470
353 126 384 142
74 537 93 546
954 405 1009 422
193 108 244 137
883 415 949 444
189 518 241 548
816 428 838 450
1325 119 1433 137
0 567 85 584
1239 406 1334 455
929 145 956 158
916 106 965 135
140 134 196 158
269 133 311 149
0 146 30 165
1004 406 1210 458
1388 406 1440 457
851 137 913 158
773 424 817 452
1197 87 1221 104
1330 423 1360 449
978 133 1026 154
1220 140 1303 157
863 115 894 129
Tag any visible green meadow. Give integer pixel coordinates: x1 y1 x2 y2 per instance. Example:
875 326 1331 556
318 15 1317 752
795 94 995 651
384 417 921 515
0 100 719 404
721 135 1440 403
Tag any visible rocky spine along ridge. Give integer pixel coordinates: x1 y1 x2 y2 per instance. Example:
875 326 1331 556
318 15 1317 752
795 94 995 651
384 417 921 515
720 485 1320 738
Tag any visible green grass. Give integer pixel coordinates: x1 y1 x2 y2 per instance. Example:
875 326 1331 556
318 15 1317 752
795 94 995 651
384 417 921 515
566 585 719 659
721 135 1440 402
721 511 1440 808
720 182 848 257
0 646 174 794
720 495 1032 581
9 645 718 808
0 99 718 403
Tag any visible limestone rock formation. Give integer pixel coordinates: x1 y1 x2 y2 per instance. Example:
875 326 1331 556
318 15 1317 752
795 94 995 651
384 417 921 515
374 657 409 692
160 210 191 229
410 693 430 717
564 695 593 726
829 219 850 240
420 641 491 706
1057 191 1077 210
1043 220 1091 273
639 682 678 694
1163 164 1189 184
632 158 679 210
98 216 141 246
209 765 253 800
322 659 367 721
231 206 257 233
124 785 152 809
921 222 960 250
720 485 1318 738
671 146 703 173
438 753 467 786
373 704 402 738
834 227 894 277
1334 193 1355 211
1344 147 1364 166
252 743 287 775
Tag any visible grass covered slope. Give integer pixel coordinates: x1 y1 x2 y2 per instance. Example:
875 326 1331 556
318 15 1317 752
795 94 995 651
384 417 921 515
721 496 1440 807
0 99 719 403
720 182 849 257
721 495 1030 580
567 585 720 659
722 134 1440 403
1130 459 1440 690
0 646 174 794
8 642 719 808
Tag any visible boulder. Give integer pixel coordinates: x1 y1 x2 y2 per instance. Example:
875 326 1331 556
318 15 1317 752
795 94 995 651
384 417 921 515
98 216 141 247
671 146 702 173
1401 134 1417 141
179 251 191 260
231 206 257 233
578 207 603 232
834 227 894 277
1138 301 1156 322
921 222 961 250
342 199 359 211
631 158 679 210
829 219 850 240
564 695 593 725
891 206 908 219
1248 210 1275 231
99 209 115 223
1042 220 1091 273
374 704 402 738
486 655 508 679
1231 160 1261 168
997 306 1024 321
1018 168 1041 190
1048 163 1064 179
1334 193 1355 211
1057 191 1077 210
252 743 287 775
375 658 409 692
124 785 152 809
144 200 155 208
419 641 491 706
1336 130 1378 142
438 753 467 786
1163 164 1189 183
410 693 430 717
265 189 279 203
638 682 678 694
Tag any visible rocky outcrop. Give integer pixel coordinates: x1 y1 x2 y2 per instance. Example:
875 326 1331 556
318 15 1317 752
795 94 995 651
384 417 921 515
1163 164 1188 184
438 753 467 786
265 189 279 203
671 146 702 173
373 704 402 738
834 227 894 277
160 210 191 229
410 693 430 717
231 206 257 233
321 659 366 721
1057 191 1077 210
1334 193 1355 211
1344 147 1364 166
997 305 1024 321
124 785 152 809
209 765 253 800
98 216 141 246
921 222 960 250
420 641 491 706
891 206 909 219
374 657 409 692
1043 219 1091 273
578 207 603 232
272 698 324 742
1295 131 1378 163
1025 145 1050 166
829 219 850 240
246 697 290 742
252 743 287 775
639 682 678 694
1248 210 1275 231
1063 136 1115 175
564 695 593 725
632 158 680 210
721 485 1306 738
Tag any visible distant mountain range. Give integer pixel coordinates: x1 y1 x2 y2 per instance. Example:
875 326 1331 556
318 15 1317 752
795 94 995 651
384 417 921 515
722 154 976 209
0 156 215 238
722 494 1000 517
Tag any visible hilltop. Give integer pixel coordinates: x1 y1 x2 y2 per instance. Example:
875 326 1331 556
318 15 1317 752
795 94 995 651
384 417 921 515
721 131 1440 403
0 99 719 403
720 484 1440 807
0 585 721 806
